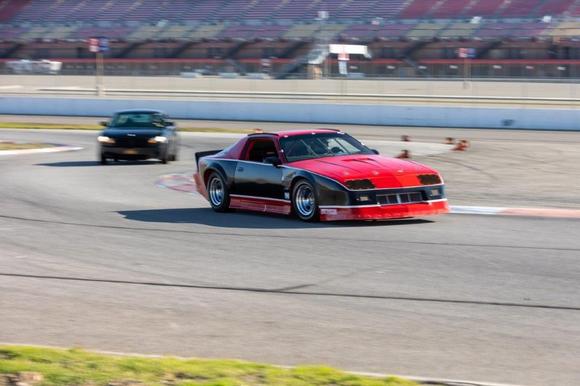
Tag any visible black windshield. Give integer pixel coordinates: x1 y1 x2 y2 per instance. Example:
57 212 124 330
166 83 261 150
280 133 373 162
111 112 165 129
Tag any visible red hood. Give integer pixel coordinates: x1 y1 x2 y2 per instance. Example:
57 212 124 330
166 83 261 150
288 155 441 188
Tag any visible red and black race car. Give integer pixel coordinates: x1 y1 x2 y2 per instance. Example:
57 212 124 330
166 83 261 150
194 129 448 221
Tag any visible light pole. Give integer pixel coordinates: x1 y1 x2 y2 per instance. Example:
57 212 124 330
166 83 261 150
89 37 109 96
315 10 329 78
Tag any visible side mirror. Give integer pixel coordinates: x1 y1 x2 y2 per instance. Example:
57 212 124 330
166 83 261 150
371 148 379 155
99 121 109 127
263 156 282 167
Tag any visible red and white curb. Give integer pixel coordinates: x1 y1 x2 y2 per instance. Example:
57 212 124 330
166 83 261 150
156 173 580 220
155 173 198 193
0 145 83 156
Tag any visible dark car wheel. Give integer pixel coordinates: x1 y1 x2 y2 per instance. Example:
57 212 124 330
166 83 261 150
99 153 108 165
160 151 170 164
207 172 230 212
292 179 319 222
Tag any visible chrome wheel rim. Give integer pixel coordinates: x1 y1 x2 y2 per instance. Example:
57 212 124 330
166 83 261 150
295 184 315 217
209 177 224 206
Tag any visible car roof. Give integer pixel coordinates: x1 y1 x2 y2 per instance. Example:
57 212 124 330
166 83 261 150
249 129 342 138
114 109 166 115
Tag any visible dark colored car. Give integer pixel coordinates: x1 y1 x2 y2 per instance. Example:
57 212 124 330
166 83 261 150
194 129 448 222
98 109 179 164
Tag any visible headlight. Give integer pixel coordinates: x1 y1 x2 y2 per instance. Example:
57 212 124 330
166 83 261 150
418 174 442 185
345 179 375 190
97 136 115 144
148 136 168 144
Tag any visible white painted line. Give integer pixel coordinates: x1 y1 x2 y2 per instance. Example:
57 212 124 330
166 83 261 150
0 146 83 156
451 205 580 219
0 85 22 90
450 205 504 215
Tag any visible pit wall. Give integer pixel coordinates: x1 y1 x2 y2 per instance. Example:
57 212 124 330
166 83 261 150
0 96 578 131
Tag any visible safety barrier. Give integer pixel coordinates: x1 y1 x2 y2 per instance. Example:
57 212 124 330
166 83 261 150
0 96 578 130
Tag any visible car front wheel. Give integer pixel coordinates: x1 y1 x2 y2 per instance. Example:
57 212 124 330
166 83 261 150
207 172 230 212
292 180 319 222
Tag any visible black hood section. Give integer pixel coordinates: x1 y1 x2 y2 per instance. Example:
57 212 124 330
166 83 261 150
103 128 164 137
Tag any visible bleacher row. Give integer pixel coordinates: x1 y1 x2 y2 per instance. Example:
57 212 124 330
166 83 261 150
1 20 580 42
1 0 579 23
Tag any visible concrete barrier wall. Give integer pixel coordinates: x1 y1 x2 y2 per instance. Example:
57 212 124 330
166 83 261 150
1 96 579 130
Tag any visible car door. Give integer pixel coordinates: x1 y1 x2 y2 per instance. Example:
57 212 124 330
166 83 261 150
233 137 285 201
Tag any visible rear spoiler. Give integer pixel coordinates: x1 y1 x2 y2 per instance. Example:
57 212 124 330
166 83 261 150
195 150 222 169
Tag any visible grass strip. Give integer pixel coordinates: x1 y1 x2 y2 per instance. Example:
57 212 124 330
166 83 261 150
0 142 55 151
0 122 253 134
0 346 418 386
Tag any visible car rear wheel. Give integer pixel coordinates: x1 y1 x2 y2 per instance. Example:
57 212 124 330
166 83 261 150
292 180 319 222
207 172 230 212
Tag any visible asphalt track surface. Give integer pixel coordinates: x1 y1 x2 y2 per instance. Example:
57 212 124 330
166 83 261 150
1 123 580 386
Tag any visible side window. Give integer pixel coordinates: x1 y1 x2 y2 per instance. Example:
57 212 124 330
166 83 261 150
244 139 278 163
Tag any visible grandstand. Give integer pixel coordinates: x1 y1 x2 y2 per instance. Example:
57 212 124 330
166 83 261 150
0 0 579 78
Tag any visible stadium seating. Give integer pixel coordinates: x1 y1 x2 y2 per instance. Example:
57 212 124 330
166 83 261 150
438 22 478 38
407 23 446 39
545 21 580 37
341 24 380 40
536 0 575 16
399 0 440 19
0 0 577 43
2 0 579 23
377 23 418 39
475 22 548 38
217 25 289 40
466 0 505 17
0 0 29 21
187 24 226 40
431 0 472 19
370 0 408 19
500 0 543 18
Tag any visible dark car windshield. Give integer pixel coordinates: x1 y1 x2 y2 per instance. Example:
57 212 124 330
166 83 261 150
280 132 374 162
110 112 165 129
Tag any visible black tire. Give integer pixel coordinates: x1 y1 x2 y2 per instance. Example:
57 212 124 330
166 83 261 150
99 153 108 165
160 151 169 164
207 172 230 212
292 179 319 222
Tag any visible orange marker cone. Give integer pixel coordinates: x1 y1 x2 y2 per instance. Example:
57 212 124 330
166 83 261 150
453 139 470 151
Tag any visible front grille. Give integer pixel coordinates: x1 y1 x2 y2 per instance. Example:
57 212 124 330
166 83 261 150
377 191 426 205
113 136 152 147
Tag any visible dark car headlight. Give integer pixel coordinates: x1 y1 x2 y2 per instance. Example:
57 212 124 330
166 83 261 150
97 136 115 144
148 136 168 144
345 179 375 190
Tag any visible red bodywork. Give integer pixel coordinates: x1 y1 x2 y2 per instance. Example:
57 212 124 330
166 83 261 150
288 154 438 189
195 129 449 221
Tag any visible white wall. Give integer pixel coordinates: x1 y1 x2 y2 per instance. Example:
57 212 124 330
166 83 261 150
1 96 578 130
